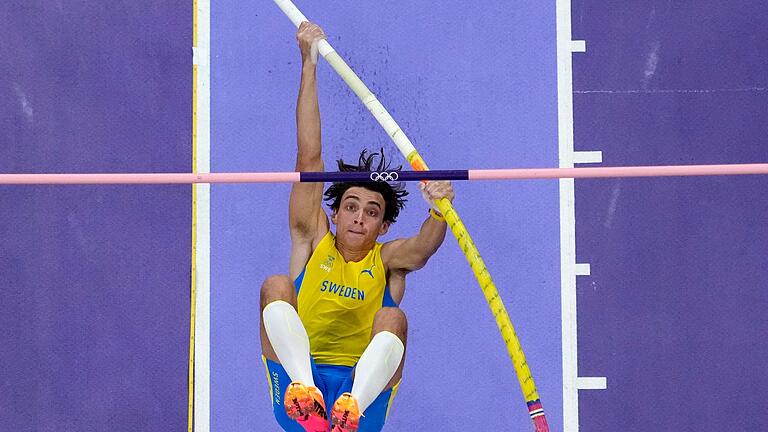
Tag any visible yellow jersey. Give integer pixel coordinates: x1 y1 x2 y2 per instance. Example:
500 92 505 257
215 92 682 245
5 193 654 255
296 231 397 367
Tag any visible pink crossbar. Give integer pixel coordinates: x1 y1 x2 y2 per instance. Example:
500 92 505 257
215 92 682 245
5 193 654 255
0 163 766 184
470 163 768 180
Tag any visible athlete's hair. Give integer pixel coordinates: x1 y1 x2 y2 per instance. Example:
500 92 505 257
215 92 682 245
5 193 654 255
324 149 408 224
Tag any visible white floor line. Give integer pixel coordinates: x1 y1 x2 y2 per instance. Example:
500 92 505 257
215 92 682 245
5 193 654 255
573 150 603 164
577 376 608 390
570 40 587 53
574 87 768 94
194 0 211 431
574 263 591 276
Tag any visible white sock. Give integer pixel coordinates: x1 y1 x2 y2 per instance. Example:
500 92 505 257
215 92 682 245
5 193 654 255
262 300 315 387
351 331 405 413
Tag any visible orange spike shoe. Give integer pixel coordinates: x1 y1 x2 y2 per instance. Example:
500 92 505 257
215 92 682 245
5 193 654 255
284 382 328 432
330 392 362 432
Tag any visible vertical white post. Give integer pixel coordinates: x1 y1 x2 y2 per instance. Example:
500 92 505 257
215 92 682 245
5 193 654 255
194 0 211 430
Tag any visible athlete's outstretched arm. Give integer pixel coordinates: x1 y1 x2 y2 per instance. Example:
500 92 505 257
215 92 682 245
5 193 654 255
288 22 329 276
381 181 455 272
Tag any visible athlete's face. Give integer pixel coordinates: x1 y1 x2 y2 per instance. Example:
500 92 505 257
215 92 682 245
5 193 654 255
332 187 390 249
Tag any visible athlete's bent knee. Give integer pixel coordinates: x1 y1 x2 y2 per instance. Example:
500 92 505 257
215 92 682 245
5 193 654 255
260 275 295 309
372 307 407 341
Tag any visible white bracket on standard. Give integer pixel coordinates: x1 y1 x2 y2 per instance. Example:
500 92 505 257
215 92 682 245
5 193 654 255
570 40 587 53
193 47 199 65
577 376 608 390
573 150 603 164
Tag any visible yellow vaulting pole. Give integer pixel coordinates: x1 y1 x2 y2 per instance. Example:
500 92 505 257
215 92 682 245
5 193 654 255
272 1 550 430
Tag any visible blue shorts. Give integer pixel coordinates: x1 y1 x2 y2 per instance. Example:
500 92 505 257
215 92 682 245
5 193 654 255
262 356 399 432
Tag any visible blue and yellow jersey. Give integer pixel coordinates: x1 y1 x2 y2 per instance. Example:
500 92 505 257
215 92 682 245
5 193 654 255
295 231 397 367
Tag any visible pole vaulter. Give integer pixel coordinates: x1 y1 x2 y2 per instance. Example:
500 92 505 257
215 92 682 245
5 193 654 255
271 1 551 429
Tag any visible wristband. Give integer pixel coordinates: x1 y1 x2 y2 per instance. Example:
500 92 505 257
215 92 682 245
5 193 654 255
429 208 445 222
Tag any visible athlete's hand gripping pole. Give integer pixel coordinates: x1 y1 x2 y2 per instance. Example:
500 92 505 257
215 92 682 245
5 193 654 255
272 2 550 430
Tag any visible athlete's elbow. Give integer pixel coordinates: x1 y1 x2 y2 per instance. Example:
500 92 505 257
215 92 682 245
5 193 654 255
295 152 322 171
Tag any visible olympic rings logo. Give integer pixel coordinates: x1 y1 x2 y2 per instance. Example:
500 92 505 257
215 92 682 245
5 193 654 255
369 171 399 182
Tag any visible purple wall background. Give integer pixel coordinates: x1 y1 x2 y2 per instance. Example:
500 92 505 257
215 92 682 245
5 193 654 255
211 1 562 431
1 2 191 431
572 1 768 430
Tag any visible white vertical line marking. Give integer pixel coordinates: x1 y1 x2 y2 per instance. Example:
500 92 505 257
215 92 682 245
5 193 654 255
559 179 578 432
556 0 579 430
194 0 211 431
